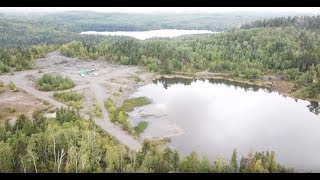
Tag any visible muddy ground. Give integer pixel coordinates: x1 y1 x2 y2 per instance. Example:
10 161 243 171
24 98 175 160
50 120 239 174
0 89 51 124
36 51 156 112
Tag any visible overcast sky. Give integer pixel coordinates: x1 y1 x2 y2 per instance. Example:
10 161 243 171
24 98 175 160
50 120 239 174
0 7 320 14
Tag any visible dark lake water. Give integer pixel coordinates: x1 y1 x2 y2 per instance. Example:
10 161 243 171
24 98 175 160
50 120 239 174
128 77 320 172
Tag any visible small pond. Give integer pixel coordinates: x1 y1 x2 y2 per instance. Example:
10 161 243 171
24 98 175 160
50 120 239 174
128 77 320 172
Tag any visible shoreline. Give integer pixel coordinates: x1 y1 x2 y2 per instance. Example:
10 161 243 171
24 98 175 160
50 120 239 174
153 71 319 103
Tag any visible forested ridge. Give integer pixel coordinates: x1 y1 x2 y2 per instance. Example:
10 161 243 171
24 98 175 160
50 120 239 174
241 15 320 31
3 15 320 98
58 24 320 99
0 108 294 173
0 11 290 48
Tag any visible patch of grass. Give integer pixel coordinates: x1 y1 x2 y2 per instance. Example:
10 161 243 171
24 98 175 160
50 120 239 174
92 101 102 118
133 75 141 82
118 87 123 92
38 69 44 73
121 97 151 112
8 106 16 113
53 91 84 109
134 121 148 134
0 62 10 74
47 109 56 113
0 80 4 94
150 137 171 146
104 98 133 133
36 73 75 91
8 81 19 92
43 100 50 106
113 91 121 97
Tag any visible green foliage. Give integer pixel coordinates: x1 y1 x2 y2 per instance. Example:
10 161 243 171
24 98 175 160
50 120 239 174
92 101 102 118
241 69 262 80
53 91 84 109
8 106 16 113
241 15 320 31
300 79 320 98
0 45 58 73
0 107 295 173
0 80 3 87
121 97 151 112
43 100 50 106
55 24 320 100
36 73 75 91
283 68 301 80
179 151 200 173
55 107 79 124
0 61 10 74
134 121 148 134
8 81 19 92
104 98 133 133
230 149 238 173
133 75 141 82
0 141 13 173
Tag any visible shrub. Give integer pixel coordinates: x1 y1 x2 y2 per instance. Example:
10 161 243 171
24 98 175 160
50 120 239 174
92 101 102 117
121 97 151 112
8 106 16 113
53 91 84 109
8 81 19 92
0 80 3 87
104 98 133 133
241 69 262 80
43 100 50 106
56 107 79 124
282 68 300 80
0 61 10 74
36 73 75 91
133 75 141 82
134 121 148 134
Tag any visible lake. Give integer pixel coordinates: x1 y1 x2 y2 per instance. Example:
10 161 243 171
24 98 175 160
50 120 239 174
128 77 320 172
81 29 216 40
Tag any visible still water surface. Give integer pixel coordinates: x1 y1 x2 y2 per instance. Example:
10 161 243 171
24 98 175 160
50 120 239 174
81 29 216 40
128 78 320 172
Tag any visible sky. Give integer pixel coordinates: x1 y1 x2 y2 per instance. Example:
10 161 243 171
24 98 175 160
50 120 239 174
0 7 320 14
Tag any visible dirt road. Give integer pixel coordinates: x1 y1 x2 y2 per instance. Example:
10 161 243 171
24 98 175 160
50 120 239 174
0 51 155 151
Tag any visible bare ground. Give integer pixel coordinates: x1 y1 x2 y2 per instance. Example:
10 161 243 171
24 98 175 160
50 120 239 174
0 51 156 151
0 90 51 124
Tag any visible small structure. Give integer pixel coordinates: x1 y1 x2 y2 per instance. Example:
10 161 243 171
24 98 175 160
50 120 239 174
78 68 96 76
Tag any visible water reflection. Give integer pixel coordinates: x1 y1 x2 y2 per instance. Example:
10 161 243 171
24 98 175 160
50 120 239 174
154 77 267 92
130 77 320 172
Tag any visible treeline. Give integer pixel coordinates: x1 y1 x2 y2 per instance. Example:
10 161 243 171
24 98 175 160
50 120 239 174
60 26 320 74
0 16 109 48
37 11 262 32
0 108 294 173
0 44 58 74
0 12 263 48
241 15 320 31
59 26 320 98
